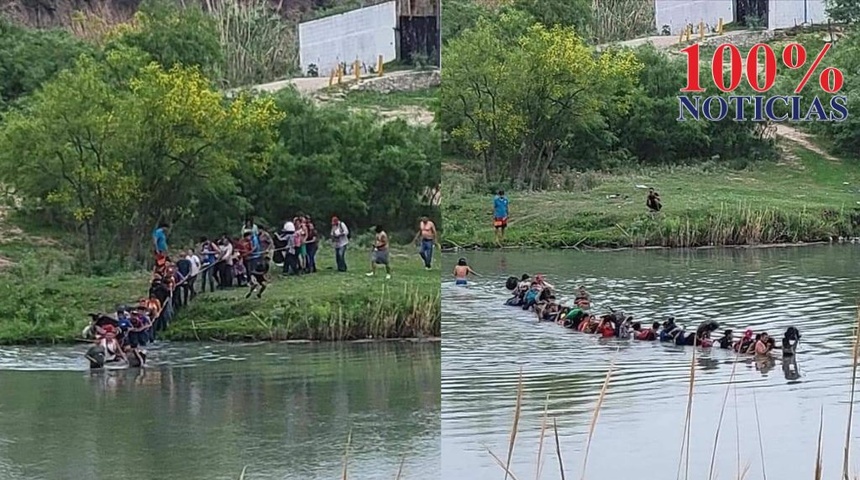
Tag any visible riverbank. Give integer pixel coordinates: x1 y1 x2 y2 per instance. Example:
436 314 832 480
0 241 440 345
442 148 860 249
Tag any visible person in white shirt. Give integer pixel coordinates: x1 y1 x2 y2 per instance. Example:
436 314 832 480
218 236 234 288
186 249 202 300
330 216 349 272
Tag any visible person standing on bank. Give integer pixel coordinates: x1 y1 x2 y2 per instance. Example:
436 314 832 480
414 216 438 270
367 225 391 279
493 190 509 245
152 222 169 258
331 216 349 272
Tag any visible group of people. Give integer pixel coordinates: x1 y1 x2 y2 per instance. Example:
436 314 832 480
82 214 440 368
503 273 801 357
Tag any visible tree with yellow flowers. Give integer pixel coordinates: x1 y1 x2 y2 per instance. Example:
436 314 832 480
0 53 282 262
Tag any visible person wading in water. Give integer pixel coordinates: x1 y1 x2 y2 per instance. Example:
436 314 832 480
414 215 438 270
367 225 391 279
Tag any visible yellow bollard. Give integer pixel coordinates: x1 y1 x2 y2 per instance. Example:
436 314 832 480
699 20 705 40
717 17 724 35
329 68 336 86
336 65 343 84
377 54 384 77
678 28 685 44
685 26 692 42
353 60 361 81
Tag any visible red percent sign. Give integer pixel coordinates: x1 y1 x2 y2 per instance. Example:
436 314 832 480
680 43 844 94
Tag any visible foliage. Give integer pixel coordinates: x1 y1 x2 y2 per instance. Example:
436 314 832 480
770 32 860 157
207 0 299 88
105 0 223 79
0 53 282 264
0 18 96 108
827 0 860 23
199 87 442 239
442 18 779 187
442 13 641 188
512 0 590 33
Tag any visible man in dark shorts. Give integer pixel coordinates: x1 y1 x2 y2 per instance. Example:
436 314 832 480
493 190 509 245
366 225 391 279
245 256 270 299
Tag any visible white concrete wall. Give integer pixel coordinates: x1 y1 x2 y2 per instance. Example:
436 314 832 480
298 1 397 76
768 0 829 29
655 0 733 35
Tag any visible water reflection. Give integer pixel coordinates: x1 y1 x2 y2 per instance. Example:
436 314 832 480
442 246 860 480
0 341 440 480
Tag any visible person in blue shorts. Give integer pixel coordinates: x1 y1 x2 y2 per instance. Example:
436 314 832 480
453 258 479 285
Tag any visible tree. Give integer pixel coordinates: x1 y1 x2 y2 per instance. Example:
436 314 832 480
442 13 641 188
827 0 860 23
0 55 283 263
0 18 95 108
106 0 223 79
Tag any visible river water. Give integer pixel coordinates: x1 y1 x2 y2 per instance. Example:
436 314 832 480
442 246 860 480
0 341 440 480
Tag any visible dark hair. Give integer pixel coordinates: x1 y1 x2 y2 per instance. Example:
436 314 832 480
158 222 170 229
724 329 733 335
521 274 530 281
243 231 251 237
457 258 467 266
498 190 505 196
199 236 208 243
632 322 642 331
652 321 660 330
375 225 383 233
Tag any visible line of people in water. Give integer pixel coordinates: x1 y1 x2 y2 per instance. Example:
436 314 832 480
504 273 801 357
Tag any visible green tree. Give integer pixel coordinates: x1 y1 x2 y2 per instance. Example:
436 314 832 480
106 0 223 78
242 88 440 236
0 18 95 108
0 55 282 264
827 0 860 23
443 13 641 188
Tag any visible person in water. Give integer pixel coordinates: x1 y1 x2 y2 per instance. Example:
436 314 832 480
734 329 755 353
754 332 773 355
717 329 734 349
782 326 801 356
453 258 479 285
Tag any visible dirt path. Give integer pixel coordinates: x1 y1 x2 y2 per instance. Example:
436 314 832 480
772 123 841 162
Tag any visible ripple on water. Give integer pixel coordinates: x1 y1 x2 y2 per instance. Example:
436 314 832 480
442 247 860 480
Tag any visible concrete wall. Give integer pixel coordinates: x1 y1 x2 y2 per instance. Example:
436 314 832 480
298 1 397 77
655 0 733 35
768 0 829 29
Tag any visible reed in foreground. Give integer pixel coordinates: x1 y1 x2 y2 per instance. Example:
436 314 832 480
486 307 860 479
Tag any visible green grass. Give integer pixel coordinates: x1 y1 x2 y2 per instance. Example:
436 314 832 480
442 149 860 249
339 87 438 110
0 241 440 345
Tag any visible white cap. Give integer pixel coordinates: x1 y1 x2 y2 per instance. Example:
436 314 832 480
283 221 295 232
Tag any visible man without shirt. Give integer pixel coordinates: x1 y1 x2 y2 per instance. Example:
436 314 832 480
414 215 438 270
366 225 391 279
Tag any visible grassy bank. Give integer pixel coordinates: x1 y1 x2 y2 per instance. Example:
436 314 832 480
442 148 860 249
0 236 440 344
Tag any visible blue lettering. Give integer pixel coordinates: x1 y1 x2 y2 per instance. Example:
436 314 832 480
678 96 700 121
764 96 789 122
830 95 849 122
702 96 728 121
789 96 803 121
729 96 752 121
752 96 765 121
804 96 828 121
